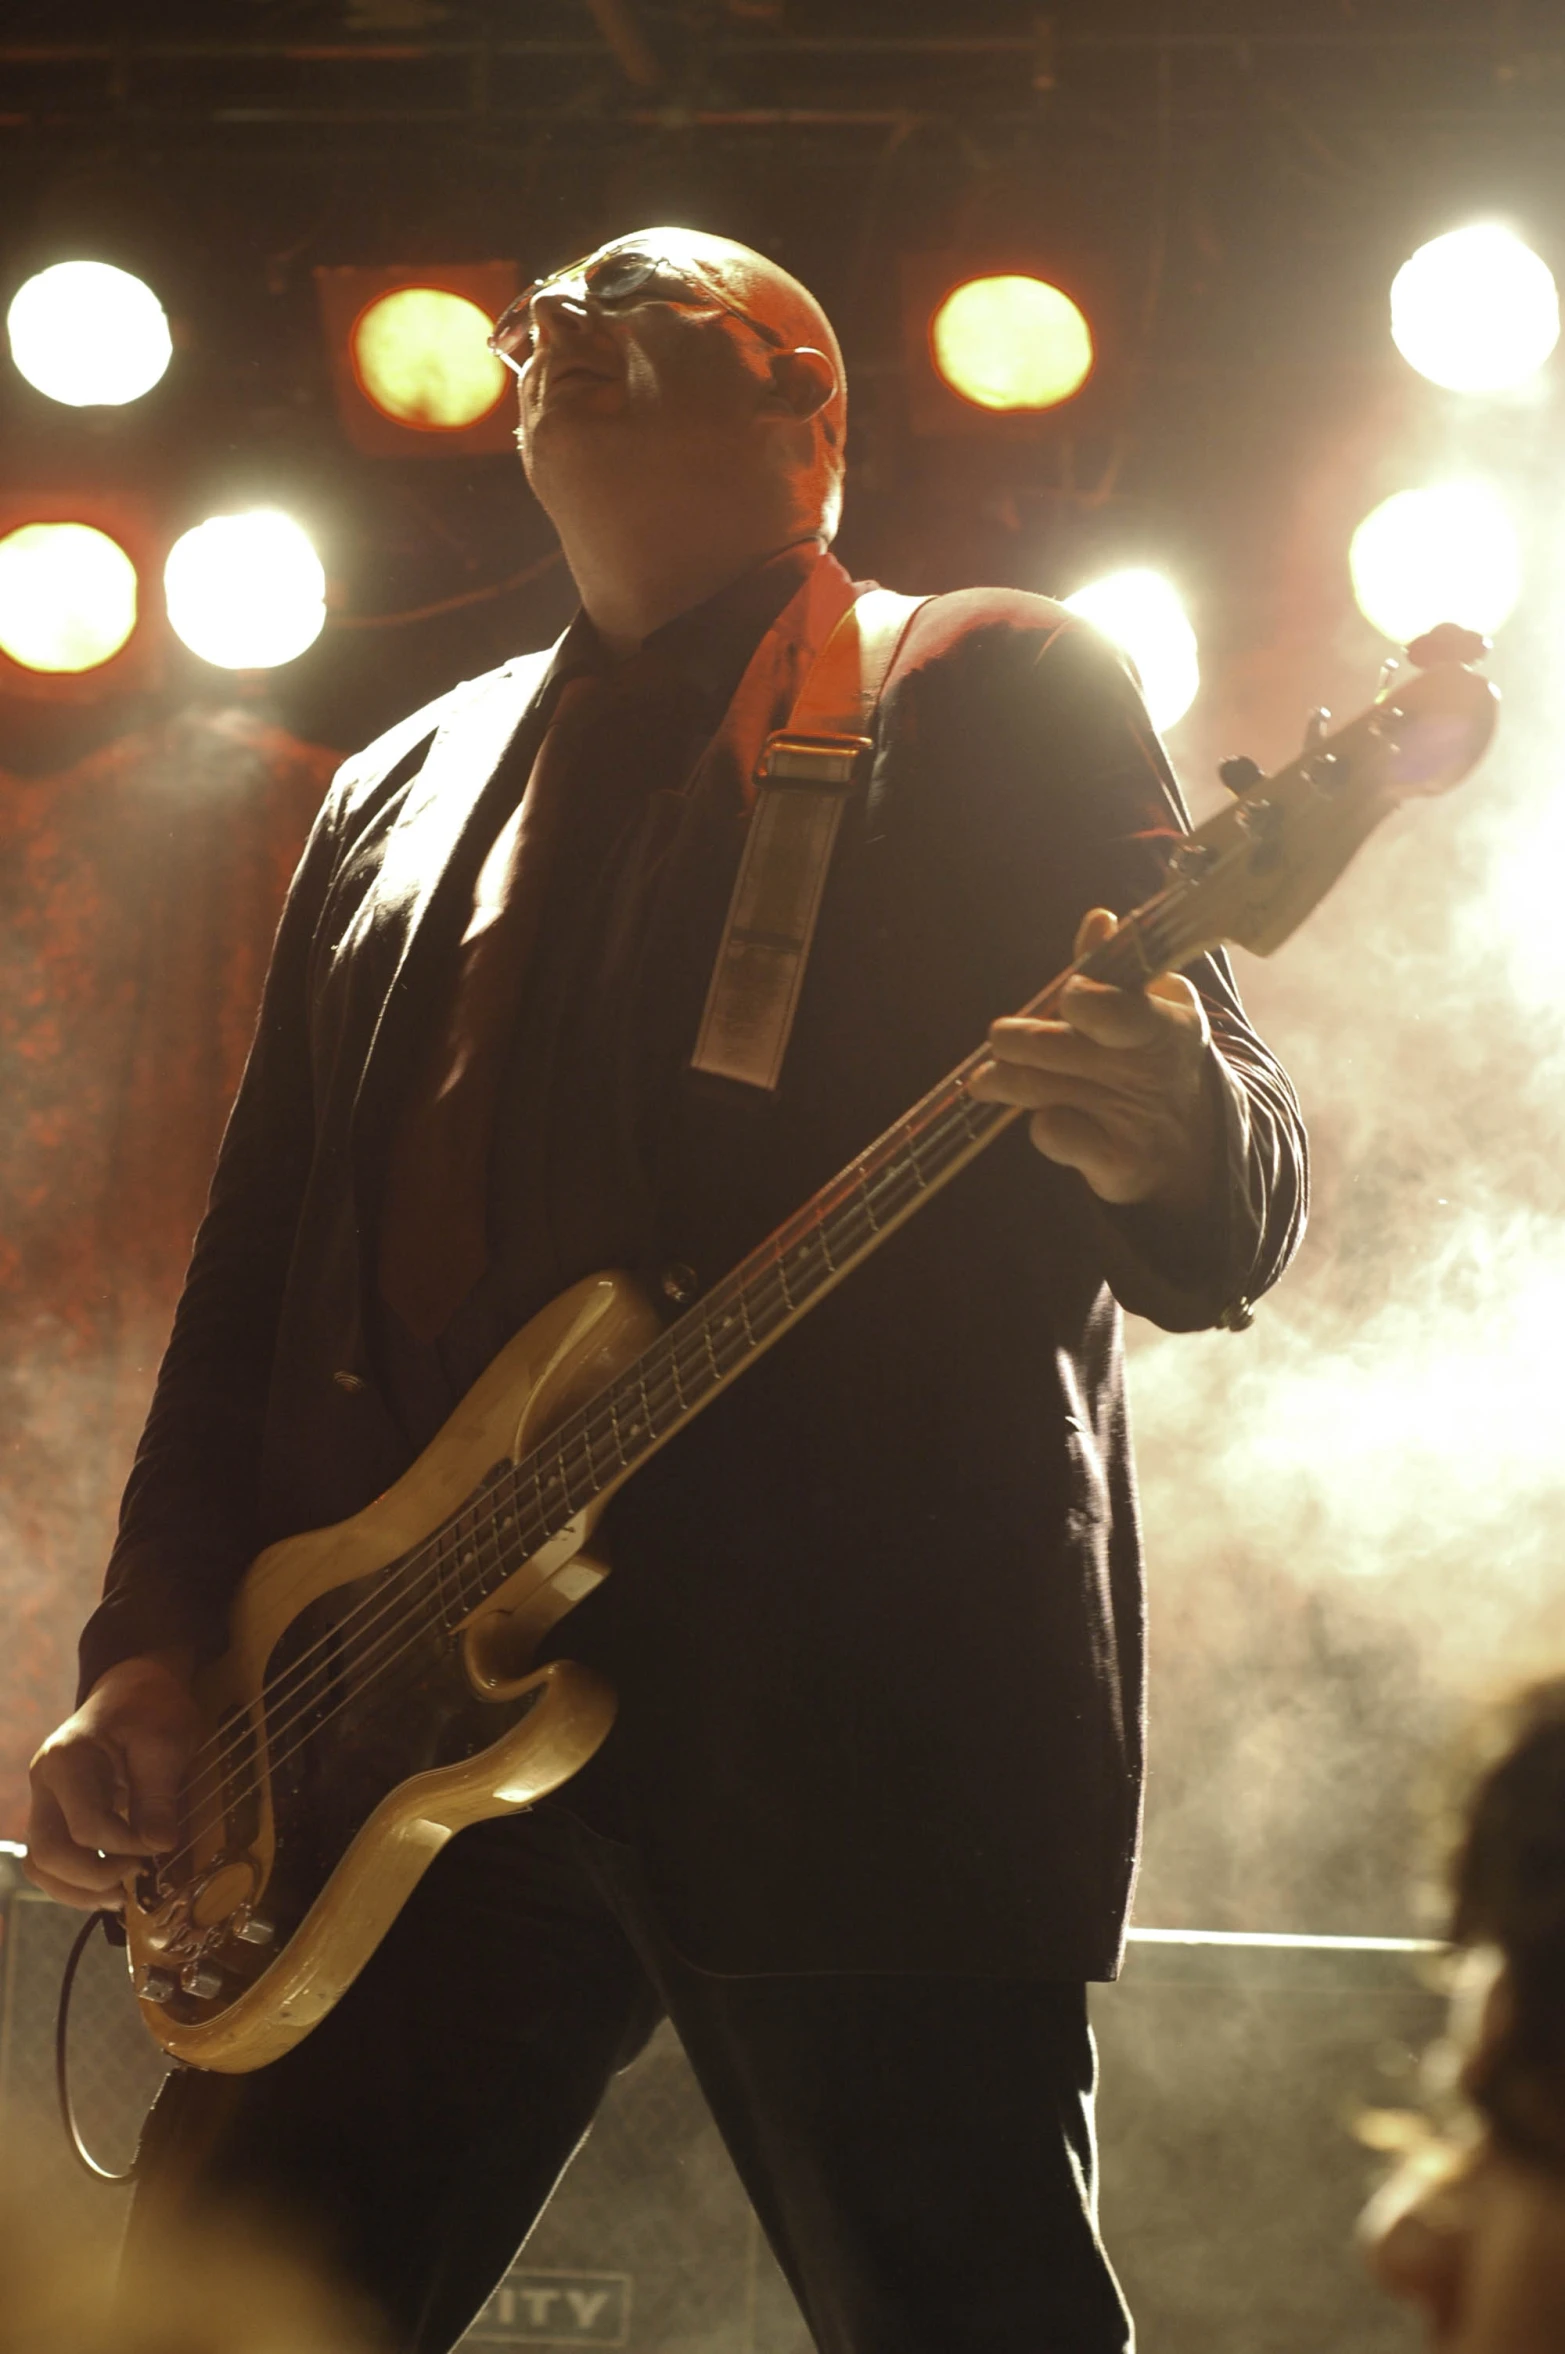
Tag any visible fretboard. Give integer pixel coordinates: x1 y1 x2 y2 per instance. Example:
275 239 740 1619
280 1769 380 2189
425 888 1190 1628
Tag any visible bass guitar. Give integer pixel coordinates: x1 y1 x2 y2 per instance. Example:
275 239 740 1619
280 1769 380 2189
122 625 1498 2070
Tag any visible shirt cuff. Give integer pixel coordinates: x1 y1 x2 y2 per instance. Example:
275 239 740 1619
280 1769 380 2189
1088 1045 1260 1333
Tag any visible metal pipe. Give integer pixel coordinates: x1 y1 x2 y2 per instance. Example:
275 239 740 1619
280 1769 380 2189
0 30 1520 63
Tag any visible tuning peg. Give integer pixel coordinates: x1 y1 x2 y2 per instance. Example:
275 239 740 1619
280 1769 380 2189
1405 622 1490 669
1217 755 1263 795
1302 707 1331 749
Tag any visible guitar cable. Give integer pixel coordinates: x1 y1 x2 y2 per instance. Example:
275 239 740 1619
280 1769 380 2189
55 1908 140 2185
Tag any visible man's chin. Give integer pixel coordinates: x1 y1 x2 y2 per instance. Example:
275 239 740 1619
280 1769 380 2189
532 376 628 425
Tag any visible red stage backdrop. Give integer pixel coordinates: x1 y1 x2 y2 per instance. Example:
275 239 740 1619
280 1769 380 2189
0 711 338 1834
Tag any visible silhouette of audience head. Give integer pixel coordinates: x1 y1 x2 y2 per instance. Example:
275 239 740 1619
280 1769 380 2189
1364 1675 1565 2348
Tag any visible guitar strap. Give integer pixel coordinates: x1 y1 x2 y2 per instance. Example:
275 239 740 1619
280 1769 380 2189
690 586 930 1093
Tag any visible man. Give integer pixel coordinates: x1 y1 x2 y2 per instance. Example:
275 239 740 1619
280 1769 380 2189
25 229 1305 2352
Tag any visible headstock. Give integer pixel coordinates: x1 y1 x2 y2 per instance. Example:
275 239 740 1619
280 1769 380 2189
1116 625 1499 974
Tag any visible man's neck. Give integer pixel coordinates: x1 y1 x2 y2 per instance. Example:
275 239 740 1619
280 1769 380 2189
564 521 822 661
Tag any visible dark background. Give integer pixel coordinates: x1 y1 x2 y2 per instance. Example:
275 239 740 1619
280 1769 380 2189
6 1 1565 762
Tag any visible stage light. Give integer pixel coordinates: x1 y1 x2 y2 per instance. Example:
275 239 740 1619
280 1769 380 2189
930 275 1094 412
1390 225 1559 394
315 262 520 457
1349 483 1519 644
164 512 326 670
1063 569 1200 732
6 261 172 408
351 286 508 431
0 521 139 673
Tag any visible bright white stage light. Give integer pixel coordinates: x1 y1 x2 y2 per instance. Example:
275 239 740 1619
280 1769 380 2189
164 512 326 670
1063 568 1200 731
1390 225 1559 394
0 521 139 672
1349 482 1520 645
6 260 173 408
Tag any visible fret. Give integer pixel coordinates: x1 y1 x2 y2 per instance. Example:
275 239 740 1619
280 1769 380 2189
737 1282 758 1347
779 1224 828 1300
605 1393 629 1469
665 1334 689 1416
765 1249 787 1313
491 1488 523 1577
612 1380 643 1455
702 1314 724 1387
646 1349 681 1431
707 1296 749 1374
576 1413 607 1495
856 1168 883 1232
548 1435 575 1518
864 1155 919 1223
526 1456 551 1547
744 1263 790 1332
461 1519 500 1609
824 1191 874 1260
562 1421 596 1499
585 1409 617 1483
672 1323 711 1406
816 1209 838 1272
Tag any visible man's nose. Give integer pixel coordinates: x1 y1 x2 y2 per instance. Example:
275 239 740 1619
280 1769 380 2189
529 282 596 346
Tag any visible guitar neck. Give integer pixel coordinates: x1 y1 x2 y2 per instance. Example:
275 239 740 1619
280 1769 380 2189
443 890 1193 1614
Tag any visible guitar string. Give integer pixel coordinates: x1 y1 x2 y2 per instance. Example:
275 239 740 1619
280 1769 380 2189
150 895 1198 1877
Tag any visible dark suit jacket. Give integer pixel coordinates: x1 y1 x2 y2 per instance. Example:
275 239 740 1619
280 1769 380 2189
81 552 1306 1979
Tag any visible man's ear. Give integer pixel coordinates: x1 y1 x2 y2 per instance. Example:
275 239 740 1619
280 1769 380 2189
765 346 837 424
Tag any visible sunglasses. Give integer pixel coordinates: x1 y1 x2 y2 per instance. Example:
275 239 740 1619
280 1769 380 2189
487 247 788 375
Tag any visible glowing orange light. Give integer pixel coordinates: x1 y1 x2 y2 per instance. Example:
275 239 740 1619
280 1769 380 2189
929 275 1094 412
350 287 507 431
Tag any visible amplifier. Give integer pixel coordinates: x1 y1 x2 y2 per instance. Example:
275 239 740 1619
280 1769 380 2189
0 1851 168 2226
0 1849 1435 2352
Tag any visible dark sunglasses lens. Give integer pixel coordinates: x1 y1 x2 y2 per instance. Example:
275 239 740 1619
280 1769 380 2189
585 252 669 304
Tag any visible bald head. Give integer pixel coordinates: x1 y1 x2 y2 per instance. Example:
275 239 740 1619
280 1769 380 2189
613 227 847 525
512 224 848 651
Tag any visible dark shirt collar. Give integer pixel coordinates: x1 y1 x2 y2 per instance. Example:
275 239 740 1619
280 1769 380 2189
554 539 828 709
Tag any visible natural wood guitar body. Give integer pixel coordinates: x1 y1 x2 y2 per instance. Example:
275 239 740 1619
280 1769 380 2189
123 1272 660 2071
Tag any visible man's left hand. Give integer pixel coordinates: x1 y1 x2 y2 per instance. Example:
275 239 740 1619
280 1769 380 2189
968 906 1221 1216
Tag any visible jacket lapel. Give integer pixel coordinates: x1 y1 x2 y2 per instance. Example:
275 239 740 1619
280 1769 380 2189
369 641 564 940
349 635 566 1278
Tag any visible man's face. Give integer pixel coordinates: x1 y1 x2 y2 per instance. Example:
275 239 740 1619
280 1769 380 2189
512 236 780 505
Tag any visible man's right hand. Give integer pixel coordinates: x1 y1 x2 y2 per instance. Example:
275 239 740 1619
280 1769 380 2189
25 1654 201 1910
